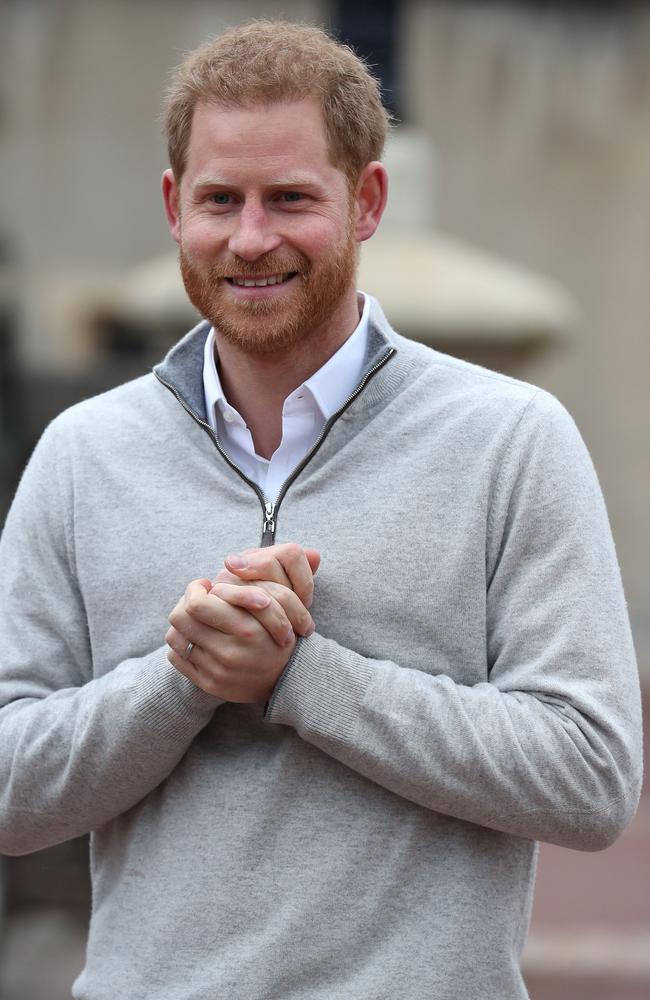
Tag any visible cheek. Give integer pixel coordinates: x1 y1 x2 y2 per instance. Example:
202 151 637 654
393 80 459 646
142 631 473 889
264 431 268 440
291 217 350 258
180 216 228 259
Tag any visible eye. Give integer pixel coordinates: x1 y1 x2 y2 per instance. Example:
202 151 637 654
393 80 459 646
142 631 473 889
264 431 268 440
278 192 303 203
210 192 232 205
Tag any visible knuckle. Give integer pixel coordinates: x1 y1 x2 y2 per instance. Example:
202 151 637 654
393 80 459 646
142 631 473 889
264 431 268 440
283 542 302 563
202 674 221 698
275 603 290 624
272 589 288 610
218 647 237 672
275 617 291 639
236 621 257 641
169 651 184 671
186 595 204 618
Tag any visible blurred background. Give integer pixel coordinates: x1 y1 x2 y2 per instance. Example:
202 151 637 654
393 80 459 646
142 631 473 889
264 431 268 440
0 0 648 997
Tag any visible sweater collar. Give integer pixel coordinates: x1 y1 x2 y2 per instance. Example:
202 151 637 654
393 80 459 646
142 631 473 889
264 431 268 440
153 295 402 425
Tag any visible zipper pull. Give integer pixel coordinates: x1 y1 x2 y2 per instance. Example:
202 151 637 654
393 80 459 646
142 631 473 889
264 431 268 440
261 501 276 547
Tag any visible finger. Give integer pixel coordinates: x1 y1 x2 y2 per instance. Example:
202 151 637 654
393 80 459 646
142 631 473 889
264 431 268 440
225 551 292 590
211 569 316 636
210 582 296 648
168 646 199 682
169 578 212 618
169 583 256 633
165 624 194 652
248 580 315 638
183 578 218 618
165 620 243 660
225 542 318 608
208 578 315 639
211 567 245 588
167 605 268 658
167 645 224 699
170 585 298 649
239 545 321 573
303 548 321 575
241 544 321 575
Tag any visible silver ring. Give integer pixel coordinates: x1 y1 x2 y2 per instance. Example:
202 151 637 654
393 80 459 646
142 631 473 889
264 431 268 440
183 641 195 659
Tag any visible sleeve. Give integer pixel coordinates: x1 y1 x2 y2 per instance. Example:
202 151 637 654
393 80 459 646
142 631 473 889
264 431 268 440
265 391 643 850
0 420 222 856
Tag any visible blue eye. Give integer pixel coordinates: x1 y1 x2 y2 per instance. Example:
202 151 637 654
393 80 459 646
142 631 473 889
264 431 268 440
211 193 231 204
281 192 302 202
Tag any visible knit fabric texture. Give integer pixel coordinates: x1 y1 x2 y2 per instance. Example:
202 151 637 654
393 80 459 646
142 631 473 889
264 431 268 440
0 299 642 999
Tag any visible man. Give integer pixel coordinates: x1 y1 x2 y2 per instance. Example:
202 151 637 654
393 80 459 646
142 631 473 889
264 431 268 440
0 20 642 1000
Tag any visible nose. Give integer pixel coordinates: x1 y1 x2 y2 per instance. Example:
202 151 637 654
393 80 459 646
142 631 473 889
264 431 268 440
227 200 282 261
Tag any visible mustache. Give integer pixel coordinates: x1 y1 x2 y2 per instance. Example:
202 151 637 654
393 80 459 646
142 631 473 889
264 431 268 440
206 251 309 279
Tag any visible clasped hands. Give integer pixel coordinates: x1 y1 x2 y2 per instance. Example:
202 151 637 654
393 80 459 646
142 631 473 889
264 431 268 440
166 543 320 703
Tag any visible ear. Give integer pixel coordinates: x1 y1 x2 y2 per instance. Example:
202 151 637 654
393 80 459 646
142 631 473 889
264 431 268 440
353 161 388 243
162 168 182 244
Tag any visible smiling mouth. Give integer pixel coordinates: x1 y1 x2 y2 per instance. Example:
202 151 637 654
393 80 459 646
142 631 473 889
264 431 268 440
226 272 297 288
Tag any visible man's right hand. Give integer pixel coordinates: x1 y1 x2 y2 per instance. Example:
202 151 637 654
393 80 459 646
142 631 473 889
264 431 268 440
220 542 321 608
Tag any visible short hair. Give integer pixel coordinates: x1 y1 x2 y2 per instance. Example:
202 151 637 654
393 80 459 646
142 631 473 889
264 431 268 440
163 20 391 185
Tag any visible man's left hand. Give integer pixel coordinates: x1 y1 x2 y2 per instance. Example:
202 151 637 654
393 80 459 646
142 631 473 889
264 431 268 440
166 577 313 703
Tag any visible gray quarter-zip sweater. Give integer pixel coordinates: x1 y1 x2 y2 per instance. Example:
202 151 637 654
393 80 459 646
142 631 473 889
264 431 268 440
0 300 642 999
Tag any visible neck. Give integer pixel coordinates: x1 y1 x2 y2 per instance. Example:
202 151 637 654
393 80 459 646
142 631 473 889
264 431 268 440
215 290 362 459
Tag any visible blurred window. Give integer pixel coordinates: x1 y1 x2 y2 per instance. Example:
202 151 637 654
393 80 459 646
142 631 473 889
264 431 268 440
330 0 402 121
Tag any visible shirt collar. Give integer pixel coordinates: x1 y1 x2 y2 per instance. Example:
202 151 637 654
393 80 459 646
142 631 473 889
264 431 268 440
300 292 370 419
202 327 233 430
203 292 371 429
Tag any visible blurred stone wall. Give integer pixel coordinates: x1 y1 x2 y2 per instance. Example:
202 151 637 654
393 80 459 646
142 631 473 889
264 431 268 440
0 0 326 366
402 1 650 671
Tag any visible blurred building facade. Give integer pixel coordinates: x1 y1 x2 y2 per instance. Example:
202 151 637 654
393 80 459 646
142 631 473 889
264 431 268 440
0 2 648 998
2 0 648 671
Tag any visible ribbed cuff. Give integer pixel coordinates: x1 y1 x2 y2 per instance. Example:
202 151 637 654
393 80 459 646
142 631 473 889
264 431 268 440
131 645 225 740
265 632 373 745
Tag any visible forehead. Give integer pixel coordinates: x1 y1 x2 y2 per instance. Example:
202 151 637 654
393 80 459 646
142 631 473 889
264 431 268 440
183 97 339 185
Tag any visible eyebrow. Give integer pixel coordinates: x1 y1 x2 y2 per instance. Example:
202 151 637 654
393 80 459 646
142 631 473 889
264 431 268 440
192 174 321 190
271 176 320 187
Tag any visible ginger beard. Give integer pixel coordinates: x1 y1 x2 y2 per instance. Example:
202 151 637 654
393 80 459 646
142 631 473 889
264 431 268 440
179 215 358 357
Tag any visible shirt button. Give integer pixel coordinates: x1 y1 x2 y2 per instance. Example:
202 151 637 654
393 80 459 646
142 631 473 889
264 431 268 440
223 410 235 423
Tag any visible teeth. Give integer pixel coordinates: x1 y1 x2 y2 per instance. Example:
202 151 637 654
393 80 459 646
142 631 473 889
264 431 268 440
232 273 290 287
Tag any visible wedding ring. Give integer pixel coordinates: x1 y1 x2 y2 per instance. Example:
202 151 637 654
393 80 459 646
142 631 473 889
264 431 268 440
183 641 195 659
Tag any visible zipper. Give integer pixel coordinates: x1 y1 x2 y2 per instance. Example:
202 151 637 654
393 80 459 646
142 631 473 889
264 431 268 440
261 501 276 547
153 369 269 513
263 348 395 542
154 346 395 546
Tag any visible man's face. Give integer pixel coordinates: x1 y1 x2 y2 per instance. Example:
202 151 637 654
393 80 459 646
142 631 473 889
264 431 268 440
165 97 360 356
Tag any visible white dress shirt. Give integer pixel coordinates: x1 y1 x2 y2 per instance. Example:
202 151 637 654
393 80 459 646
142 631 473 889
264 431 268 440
203 292 371 502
